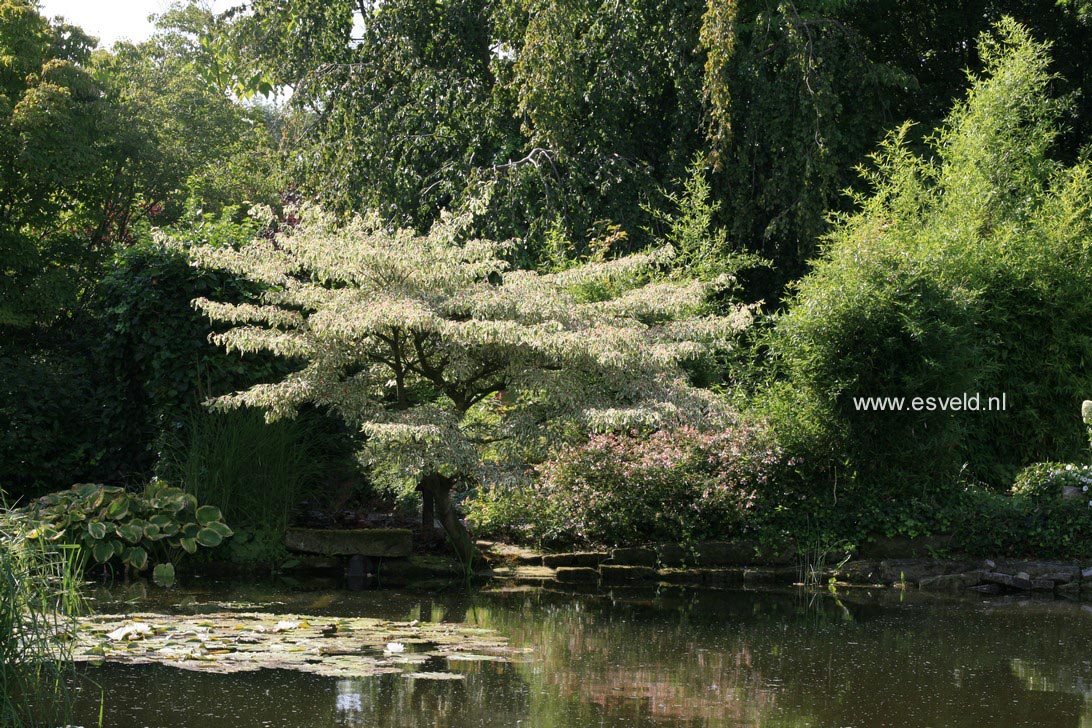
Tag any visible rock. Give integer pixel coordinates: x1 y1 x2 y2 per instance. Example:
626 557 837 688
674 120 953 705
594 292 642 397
599 565 657 584
838 560 883 584
1082 566 1092 580
693 541 756 566
1031 578 1055 592
968 584 1002 595
879 560 966 585
704 568 746 586
742 566 798 585
554 567 600 584
996 561 1079 580
1016 571 1032 582
607 548 657 567
1056 581 1080 596
1040 572 1075 585
982 572 1033 591
656 568 707 585
691 540 796 566
653 543 689 567
542 552 608 568
918 572 983 593
1062 485 1083 501
982 559 997 570
285 528 412 558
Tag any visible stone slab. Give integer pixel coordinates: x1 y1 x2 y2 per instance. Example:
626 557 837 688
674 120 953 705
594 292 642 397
285 528 412 557
542 551 609 568
554 567 600 584
600 565 657 584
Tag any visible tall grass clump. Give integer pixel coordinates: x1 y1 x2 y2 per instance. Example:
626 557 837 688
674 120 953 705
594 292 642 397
0 505 84 727
158 408 329 564
760 20 1092 534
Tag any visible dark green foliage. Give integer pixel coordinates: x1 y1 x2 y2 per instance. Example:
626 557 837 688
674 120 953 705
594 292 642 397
209 0 1092 298
762 22 1092 524
0 338 118 498
0 1 107 326
93 228 283 472
951 487 1092 559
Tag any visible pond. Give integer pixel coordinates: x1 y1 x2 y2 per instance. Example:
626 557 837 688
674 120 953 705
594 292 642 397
69 579 1092 727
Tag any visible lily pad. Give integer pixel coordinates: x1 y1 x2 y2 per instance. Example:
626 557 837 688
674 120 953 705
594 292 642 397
71 612 517 678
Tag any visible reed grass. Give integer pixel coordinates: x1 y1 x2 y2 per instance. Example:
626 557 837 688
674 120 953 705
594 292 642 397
159 407 326 539
0 505 85 727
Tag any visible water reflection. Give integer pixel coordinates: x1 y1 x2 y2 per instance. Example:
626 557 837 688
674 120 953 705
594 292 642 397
71 583 1092 727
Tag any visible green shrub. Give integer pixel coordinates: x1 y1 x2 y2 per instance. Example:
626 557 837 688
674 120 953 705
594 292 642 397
1012 462 1092 501
93 235 280 470
465 481 571 548
951 486 1092 560
18 482 232 575
762 21 1092 514
0 341 119 499
482 424 784 548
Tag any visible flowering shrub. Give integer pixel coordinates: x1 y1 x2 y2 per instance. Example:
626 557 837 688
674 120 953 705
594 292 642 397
527 424 784 547
1084 400 1092 447
1012 463 1092 502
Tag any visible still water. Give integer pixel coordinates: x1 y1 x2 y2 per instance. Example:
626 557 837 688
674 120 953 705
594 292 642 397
71 580 1092 727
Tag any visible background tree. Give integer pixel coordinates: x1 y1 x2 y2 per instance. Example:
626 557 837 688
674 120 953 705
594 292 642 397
0 0 104 326
763 20 1092 517
191 205 752 562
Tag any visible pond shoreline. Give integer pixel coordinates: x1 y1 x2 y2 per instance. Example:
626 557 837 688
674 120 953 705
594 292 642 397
187 537 1092 601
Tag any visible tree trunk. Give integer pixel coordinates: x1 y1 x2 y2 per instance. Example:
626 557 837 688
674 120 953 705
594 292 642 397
418 473 475 568
420 488 435 529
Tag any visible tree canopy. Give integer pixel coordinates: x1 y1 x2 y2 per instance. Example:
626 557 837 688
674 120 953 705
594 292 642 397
190 205 753 560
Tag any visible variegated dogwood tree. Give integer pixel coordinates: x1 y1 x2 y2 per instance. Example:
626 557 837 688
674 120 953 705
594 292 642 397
188 207 752 564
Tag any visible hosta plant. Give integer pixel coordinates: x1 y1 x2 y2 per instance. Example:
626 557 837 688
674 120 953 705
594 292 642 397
19 481 232 578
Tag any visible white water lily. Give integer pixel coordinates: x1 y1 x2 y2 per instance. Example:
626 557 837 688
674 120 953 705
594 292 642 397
385 642 405 654
107 622 153 641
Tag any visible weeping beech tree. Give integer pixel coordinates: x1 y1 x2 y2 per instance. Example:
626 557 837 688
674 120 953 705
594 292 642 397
188 206 752 564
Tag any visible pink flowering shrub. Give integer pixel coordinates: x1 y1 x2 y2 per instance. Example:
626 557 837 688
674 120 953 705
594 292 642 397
528 423 783 546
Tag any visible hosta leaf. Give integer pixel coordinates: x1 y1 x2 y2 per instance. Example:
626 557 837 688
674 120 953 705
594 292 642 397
196 505 223 526
195 529 222 548
152 563 176 587
106 497 130 520
125 547 148 571
180 538 197 554
206 521 233 539
92 541 114 563
87 521 107 540
118 524 143 543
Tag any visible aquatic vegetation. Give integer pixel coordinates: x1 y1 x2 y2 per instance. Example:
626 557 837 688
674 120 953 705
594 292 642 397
0 507 84 727
18 481 232 576
72 612 519 679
